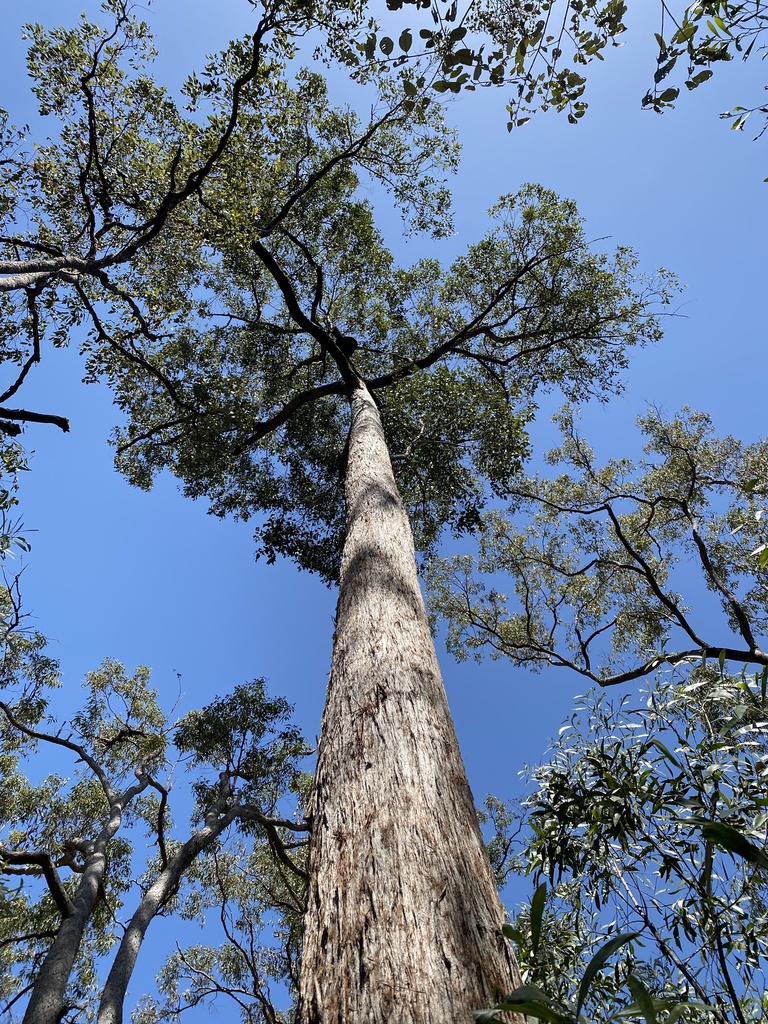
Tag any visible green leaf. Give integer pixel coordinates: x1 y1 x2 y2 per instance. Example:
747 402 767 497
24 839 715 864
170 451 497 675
530 881 547 957
576 931 641 1018
658 87 679 103
399 29 413 53
643 737 683 769
625 975 658 1024
380 36 394 56
698 821 768 870
686 68 713 90
502 923 525 944
488 986 575 1024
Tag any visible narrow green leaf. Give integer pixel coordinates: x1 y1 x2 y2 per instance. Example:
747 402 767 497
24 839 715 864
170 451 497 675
644 737 683 769
626 975 658 1024
699 821 768 870
492 987 574 1024
576 931 641 1018
530 881 547 957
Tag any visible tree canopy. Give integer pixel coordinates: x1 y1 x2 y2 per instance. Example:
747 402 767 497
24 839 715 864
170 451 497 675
362 1 768 140
429 408 768 686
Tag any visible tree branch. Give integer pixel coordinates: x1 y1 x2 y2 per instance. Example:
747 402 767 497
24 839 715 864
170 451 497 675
0 846 74 918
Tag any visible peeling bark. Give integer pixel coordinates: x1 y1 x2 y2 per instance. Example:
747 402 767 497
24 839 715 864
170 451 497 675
298 382 522 1023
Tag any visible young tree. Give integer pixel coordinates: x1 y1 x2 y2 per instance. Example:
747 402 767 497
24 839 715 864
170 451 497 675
0 3 676 1021
508 671 768 1024
468 671 768 1024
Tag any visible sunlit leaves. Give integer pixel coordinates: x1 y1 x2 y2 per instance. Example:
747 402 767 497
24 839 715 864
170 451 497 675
502 675 768 1020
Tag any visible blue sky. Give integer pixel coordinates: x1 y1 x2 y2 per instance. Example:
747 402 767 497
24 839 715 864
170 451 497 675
0 0 765 1010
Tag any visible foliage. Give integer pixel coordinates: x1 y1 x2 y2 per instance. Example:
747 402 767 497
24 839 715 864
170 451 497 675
0 649 310 1023
429 407 768 686
104 160 671 583
356 2 768 143
484 672 768 1023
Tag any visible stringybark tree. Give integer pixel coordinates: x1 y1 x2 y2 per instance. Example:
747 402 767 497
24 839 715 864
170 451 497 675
97 71 672 1024
0 4 678 1022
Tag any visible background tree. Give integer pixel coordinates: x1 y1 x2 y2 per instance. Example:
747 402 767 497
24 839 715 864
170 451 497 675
0 648 309 1024
429 407 768 687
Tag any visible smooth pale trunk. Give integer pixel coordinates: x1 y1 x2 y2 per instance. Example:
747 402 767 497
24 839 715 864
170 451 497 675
298 382 522 1022
96 804 239 1024
22 852 105 1024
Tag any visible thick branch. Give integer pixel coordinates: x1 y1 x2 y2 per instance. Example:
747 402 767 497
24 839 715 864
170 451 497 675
0 408 69 433
251 239 359 390
0 701 113 803
0 847 74 918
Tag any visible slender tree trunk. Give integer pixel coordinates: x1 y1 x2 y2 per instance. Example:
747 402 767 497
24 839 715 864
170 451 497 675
22 850 107 1024
298 382 522 1023
97 792 239 1024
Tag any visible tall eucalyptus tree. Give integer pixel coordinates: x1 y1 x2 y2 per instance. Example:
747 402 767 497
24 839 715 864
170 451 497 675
0 2 676 1020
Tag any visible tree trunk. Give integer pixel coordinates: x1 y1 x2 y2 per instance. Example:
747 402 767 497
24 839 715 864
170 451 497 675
22 850 107 1024
97 796 239 1024
298 382 522 1023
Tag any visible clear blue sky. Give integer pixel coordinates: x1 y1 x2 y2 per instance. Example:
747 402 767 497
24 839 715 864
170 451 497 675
0 0 765 1010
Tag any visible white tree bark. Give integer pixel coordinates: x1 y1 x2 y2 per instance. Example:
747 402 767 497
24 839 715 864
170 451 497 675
298 382 522 1023
96 779 239 1024
22 780 148 1024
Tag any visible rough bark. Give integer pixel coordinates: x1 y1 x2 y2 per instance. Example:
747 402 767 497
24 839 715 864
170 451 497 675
298 382 522 1023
